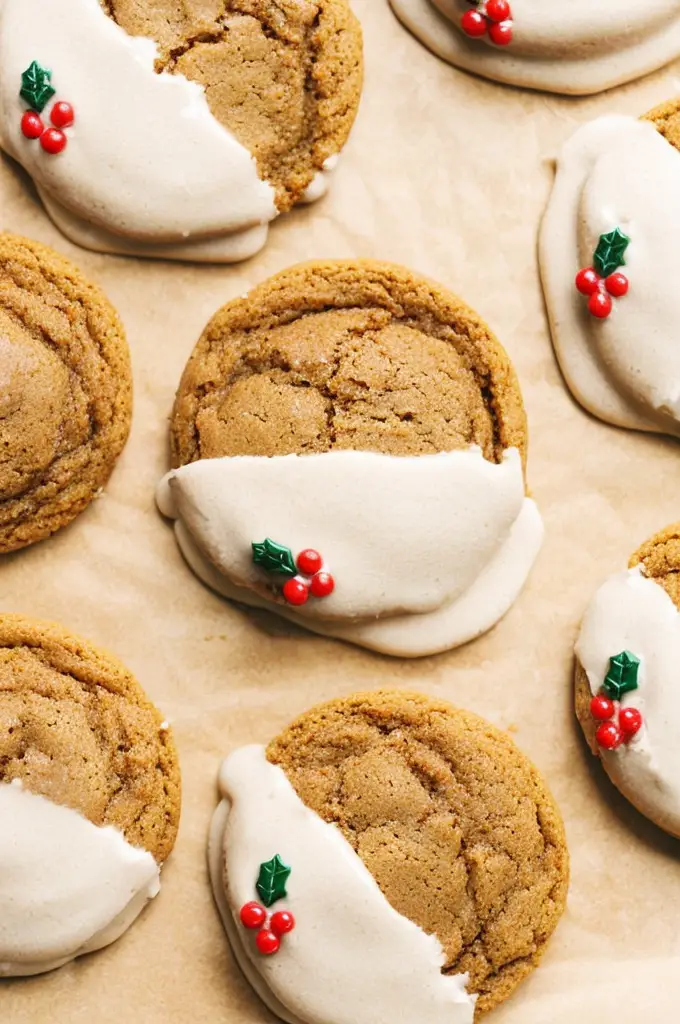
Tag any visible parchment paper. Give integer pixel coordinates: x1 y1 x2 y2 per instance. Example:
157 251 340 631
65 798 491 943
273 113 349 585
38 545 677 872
2 3 680 1021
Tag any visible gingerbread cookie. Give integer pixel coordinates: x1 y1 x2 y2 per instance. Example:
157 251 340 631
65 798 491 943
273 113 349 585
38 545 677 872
0 0 363 263
0 615 181 976
575 523 680 837
540 101 680 439
0 234 131 553
157 260 544 658
389 1 680 95
209 691 569 1021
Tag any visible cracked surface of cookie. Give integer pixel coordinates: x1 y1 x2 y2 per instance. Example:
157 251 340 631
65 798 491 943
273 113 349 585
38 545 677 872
0 233 132 553
230 691 569 1016
171 260 528 465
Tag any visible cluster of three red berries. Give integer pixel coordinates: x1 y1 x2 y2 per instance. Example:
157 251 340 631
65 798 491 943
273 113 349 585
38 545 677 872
282 548 335 607
575 267 629 320
590 694 643 750
461 0 513 46
21 101 74 155
240 900 296 956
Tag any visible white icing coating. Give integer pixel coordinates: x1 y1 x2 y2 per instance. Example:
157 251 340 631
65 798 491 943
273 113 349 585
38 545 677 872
541 116 680 437
208 745 475 1024
157 449 543 657
576 568 680 837
0 0 331 263
0 782 160 976
389 0 680 95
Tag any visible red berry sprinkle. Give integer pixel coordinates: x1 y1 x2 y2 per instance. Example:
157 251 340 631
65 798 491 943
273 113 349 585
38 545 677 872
619 707 643 739
596 721 623 751
40 128 67 155
282 578 309 607
310 572 335 599
605 272 629 298
256 929 281 956
488 20 513 45
21 111 44 140
486 0 510 21
575 267 601 296
50 102 75 129
461 9 487 36
588 290 613 319
590 695 615 722
296 549 323 576
240 902 266 930
270 910 296 937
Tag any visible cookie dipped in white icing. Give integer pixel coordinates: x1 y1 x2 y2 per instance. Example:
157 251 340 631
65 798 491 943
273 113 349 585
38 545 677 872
389 0 680 95
0 782 160 976
541 114 680 438
157 448 543 658
208 745 476 1024
0 0 357 263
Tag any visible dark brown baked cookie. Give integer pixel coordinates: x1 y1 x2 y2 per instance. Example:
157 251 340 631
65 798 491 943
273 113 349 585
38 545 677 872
171 259 528 468
266 690 569 1015
0 614 180 862
101 0 363 210
0 233 132 553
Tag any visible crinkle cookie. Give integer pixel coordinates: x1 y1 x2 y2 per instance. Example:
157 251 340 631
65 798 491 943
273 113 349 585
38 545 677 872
157 260 544 658
576 523 680 837
540 100 680 439
0 233 131 553
389 0 680 95
0 615 181 976
209 691 569 1022
0 0 363 263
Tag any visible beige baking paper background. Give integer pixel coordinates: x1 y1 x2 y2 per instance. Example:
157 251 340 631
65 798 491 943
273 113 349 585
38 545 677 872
2 3 680 1021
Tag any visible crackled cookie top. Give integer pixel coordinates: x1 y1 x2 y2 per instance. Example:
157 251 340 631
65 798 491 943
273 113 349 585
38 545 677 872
210 692 568 1021
389 0 680 95
0 615 181 975
0 233 131 553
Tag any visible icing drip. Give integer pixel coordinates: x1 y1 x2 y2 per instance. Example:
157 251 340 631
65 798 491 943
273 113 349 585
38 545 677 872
541 116 680 437
389 0 680 94
575 568 680 836
156 449 543 658
0 783 160 976
0 0 281 262
208 745 476 1024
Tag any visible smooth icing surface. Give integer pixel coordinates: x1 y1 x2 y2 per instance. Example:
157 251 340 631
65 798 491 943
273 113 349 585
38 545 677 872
0 782 160 977
157 449 543 657
0 0 282 262
576 568 680 836
208 745 475 1024
389 0 680 94
541 116 680 437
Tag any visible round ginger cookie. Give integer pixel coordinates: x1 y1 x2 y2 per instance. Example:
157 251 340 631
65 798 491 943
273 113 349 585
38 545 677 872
0 233 132 553
209 691 569 1021
159 261 543 658
0 614 181 975
575 523 680 837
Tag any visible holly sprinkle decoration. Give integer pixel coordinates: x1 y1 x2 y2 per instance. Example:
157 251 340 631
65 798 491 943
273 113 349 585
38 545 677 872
589 650 643 751
239 856 296 957
575 227 631 319
461 0 513 46
19 62 75 156
252 540 335 607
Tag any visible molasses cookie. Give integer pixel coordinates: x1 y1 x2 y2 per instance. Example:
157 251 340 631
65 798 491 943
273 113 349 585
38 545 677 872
209 691 569 1022
0 233 131 553
0 615 181 976
157 260 544 658
541 100 680 439
390 0 680 95
0 0 363 263
576 523 680 837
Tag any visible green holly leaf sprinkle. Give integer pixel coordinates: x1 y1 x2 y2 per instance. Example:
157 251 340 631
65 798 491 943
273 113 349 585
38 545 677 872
20 61 56 114
256 854 291 908
593 227 630 278
603 650 640 700
252 538 297 577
